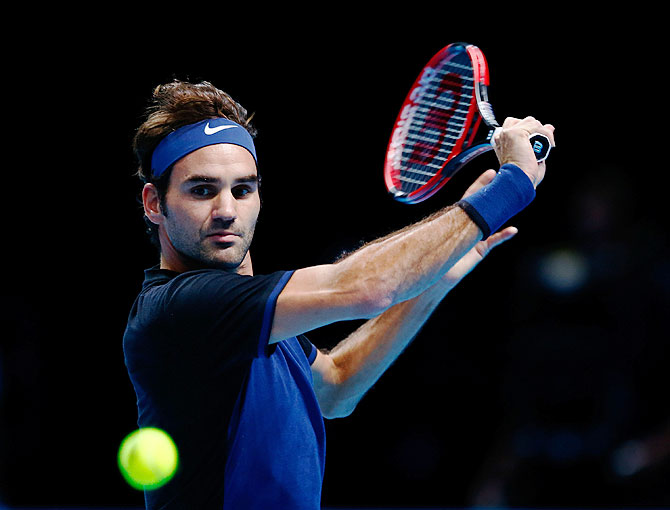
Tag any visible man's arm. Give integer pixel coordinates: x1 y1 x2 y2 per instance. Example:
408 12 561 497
269 117 554 344
270 204 481 342
310 170 516 417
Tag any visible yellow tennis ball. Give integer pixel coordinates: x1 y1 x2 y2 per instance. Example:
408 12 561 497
118 427 179 490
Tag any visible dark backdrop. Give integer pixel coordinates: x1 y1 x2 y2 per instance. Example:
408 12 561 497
2 11 668 508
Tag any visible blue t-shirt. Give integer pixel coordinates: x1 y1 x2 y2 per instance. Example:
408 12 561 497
123 267 326 509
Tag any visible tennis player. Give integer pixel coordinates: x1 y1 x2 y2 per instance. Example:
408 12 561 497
123 79 555 509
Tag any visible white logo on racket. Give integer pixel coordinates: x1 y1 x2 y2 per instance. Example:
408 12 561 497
204 123 238 135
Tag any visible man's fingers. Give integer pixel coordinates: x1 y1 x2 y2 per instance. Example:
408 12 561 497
489 226 518 247
502 117 522 128
476 226 518 257
507 116 556 147
544 123 556 147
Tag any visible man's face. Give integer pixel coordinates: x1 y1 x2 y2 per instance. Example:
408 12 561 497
158 144 260 272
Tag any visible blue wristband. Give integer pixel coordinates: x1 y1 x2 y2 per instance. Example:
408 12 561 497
456 164 536 239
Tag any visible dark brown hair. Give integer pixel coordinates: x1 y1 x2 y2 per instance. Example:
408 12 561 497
133 79 257 248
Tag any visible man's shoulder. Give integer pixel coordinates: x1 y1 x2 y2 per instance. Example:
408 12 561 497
139 267 293 311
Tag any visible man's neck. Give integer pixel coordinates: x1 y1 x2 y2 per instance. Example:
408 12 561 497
159 251 254 276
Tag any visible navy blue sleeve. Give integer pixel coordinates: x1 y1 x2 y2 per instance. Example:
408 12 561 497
297 334 318 365
153 269 294 366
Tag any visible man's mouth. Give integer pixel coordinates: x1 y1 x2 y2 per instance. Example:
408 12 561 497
206 231 239 243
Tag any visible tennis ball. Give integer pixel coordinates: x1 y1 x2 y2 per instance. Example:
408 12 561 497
118 427 178 490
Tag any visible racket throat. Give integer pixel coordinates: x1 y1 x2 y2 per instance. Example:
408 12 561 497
478 100 500 128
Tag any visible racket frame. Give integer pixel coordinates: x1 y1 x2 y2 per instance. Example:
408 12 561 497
384 42 551 204
384 42 483 203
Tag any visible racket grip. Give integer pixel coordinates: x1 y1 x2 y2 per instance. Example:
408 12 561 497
529 133 552 162
489 129 552 162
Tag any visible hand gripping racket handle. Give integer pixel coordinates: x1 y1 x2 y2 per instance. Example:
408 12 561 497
490 128 553 162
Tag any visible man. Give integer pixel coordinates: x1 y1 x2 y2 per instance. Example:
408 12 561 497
123 79 555 509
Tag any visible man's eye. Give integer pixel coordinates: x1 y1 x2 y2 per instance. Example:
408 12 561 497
233 186 252 198
192 186 215 197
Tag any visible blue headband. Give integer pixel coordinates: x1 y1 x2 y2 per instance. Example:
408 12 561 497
151 118 257 178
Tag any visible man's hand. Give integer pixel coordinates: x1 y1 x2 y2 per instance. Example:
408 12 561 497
442 169 518 288
491 116 556 188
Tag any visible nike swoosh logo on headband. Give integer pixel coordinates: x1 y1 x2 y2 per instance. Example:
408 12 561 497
204 123 238 135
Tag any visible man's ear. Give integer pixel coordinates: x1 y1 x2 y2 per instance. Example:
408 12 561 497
142 183 163 225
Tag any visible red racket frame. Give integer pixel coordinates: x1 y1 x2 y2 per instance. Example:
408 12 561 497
383 43 493 204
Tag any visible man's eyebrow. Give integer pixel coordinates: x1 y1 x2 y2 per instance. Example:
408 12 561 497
235 174 259 184
182 174 258 185
183 175 219 184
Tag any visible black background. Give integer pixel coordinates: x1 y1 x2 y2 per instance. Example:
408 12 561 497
2 10 668 508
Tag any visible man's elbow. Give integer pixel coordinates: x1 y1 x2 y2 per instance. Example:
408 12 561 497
317 379 359 419
331 260 395 319
356 292 392 319
314 363 359 419
321 400 357 420
344 279 394 319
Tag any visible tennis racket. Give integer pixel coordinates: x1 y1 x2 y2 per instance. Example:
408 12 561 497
384 42 552 204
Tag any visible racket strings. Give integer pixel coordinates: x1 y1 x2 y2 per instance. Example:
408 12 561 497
396 54 476 194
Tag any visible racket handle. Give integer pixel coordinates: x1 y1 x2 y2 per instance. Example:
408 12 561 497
529 133 552 162
489 128 553 162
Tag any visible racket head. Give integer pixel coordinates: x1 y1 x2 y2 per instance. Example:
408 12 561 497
467 44 498 128
384 42 489 204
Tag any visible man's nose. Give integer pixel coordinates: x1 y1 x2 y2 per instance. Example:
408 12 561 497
211 190 237 222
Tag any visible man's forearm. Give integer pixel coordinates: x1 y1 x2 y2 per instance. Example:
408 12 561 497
315 224 517 418
271 205 482 343
332 205 482 314
307 204 482 418
321 274 455 417
273 137 543 343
